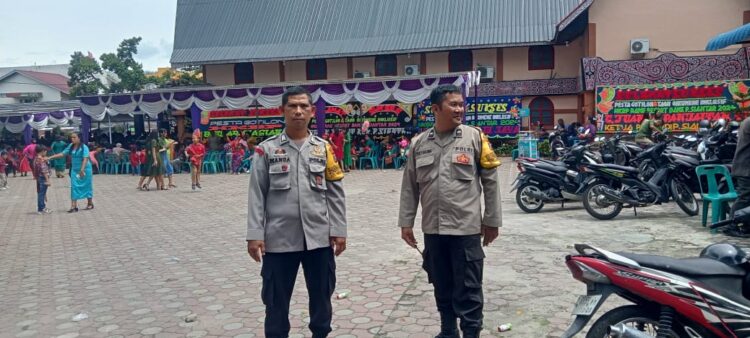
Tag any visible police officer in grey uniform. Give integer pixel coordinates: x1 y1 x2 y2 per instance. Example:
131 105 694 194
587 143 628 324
247 86 347 338
399 84 502 338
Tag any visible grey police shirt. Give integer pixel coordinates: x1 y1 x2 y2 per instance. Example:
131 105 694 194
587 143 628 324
398 125 503 235
247 131 347 253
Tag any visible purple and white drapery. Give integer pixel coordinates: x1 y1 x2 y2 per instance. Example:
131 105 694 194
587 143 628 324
78 74 471 119
0 109 82 133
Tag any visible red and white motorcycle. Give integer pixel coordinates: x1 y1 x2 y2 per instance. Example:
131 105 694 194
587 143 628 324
560 208 750 338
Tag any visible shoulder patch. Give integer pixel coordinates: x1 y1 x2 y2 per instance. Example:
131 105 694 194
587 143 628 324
478 132 501 169
324 143 344 181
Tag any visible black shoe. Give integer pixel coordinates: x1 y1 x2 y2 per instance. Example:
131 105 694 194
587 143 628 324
435 330 460 338
462 328 482 338
67 207 79 213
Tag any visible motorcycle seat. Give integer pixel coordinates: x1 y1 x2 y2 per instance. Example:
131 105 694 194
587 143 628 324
618 253 745 277
589 163 639 173
534 162 568 173
538 160 566 167
666 147 699 158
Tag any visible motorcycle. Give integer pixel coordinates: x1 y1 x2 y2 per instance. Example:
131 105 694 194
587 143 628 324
550 131 568 160
560 207 750 338
511 141 599 213
596 133 631 166
579 142 699 220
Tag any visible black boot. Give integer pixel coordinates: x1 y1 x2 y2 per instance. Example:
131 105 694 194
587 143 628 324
462 327 482 338
435 313 459 338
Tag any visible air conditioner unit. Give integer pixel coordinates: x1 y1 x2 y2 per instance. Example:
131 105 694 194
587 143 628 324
353 71 371 78
630 38 650 54
477 66 495 79
404 64 420 76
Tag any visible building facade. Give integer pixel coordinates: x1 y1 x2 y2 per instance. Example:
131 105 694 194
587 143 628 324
171 0 750 131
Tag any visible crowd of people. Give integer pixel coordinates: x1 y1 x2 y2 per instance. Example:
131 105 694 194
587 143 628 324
321 129 411 171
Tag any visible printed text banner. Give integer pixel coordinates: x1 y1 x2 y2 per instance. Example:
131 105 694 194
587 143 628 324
595 80 750 133
414 96 522 138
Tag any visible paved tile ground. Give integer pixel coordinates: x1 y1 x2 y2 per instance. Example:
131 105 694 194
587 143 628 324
0 159 747 338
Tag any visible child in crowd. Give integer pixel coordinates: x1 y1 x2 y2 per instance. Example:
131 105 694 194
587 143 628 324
0 151 8 190
185 131 206 191
129 145 141 176
33 146 52 214
18 146 31 177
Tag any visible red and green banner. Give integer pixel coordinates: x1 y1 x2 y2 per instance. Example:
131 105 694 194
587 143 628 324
198 102 416 138
595 80 750 133
311 102 414 135
199 107 283 139
414 96 522 138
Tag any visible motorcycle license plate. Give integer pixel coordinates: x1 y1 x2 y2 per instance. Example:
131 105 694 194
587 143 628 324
571 295 602 316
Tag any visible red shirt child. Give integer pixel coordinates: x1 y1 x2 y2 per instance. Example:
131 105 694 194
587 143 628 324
186 142 206 167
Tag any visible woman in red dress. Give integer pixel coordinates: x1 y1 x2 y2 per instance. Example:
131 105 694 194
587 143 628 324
331 128 345 169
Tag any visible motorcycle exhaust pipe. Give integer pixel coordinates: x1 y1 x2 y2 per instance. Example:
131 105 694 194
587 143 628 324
608 324 653 338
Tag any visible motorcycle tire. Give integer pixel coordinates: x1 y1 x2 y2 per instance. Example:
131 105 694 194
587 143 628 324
583 183 623 220
670 179 699 216
515 183 545 213
586 305 682 338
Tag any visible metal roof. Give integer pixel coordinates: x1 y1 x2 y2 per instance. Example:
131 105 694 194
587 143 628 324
171 0 586 66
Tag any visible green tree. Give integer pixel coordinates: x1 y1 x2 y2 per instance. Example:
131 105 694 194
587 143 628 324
67 51 105 97
154 66 204 88
100 37 147 93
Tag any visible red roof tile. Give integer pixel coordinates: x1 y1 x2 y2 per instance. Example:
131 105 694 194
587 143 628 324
15 70 70 94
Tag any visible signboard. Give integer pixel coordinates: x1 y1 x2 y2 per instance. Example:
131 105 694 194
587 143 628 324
311 102 415 135
414 96 522 138
199 102 416 138
595 80 750 133
199 107 283 139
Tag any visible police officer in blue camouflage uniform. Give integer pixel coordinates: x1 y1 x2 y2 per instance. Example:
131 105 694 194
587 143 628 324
399 84 503 338
247 86 347 338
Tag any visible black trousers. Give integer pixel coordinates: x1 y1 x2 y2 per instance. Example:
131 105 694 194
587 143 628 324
422 234 485 331
732 176 750 219
261 246 335 338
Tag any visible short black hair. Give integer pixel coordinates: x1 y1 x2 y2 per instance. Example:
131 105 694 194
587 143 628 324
430 84 462 107
282 86 313 106
35 145 47 154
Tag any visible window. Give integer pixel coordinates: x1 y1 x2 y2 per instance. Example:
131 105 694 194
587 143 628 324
528 45 555 70
234 63 254 84
306 59 327 80
448 50 473 72
529 97 554 128
374 55 397 76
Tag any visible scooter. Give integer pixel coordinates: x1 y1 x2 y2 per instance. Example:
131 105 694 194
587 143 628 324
579 142 699 220
511 141 599 213
560 206 750 338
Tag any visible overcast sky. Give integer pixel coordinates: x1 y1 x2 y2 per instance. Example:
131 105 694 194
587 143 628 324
1 0 178 72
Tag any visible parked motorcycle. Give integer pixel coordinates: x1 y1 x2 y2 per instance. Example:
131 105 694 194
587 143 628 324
560 207 750 338
579 143 699 220
550 131 567 160
511 142 599 213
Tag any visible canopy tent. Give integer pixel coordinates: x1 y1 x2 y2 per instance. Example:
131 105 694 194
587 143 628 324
78 72 477 134
0 101 87 144
706 23 750 51
1 72 478 144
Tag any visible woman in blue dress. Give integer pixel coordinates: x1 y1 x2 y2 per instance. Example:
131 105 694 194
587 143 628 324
46 132 94 212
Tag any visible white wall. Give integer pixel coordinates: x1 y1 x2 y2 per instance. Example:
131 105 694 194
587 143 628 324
0 73 63 103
